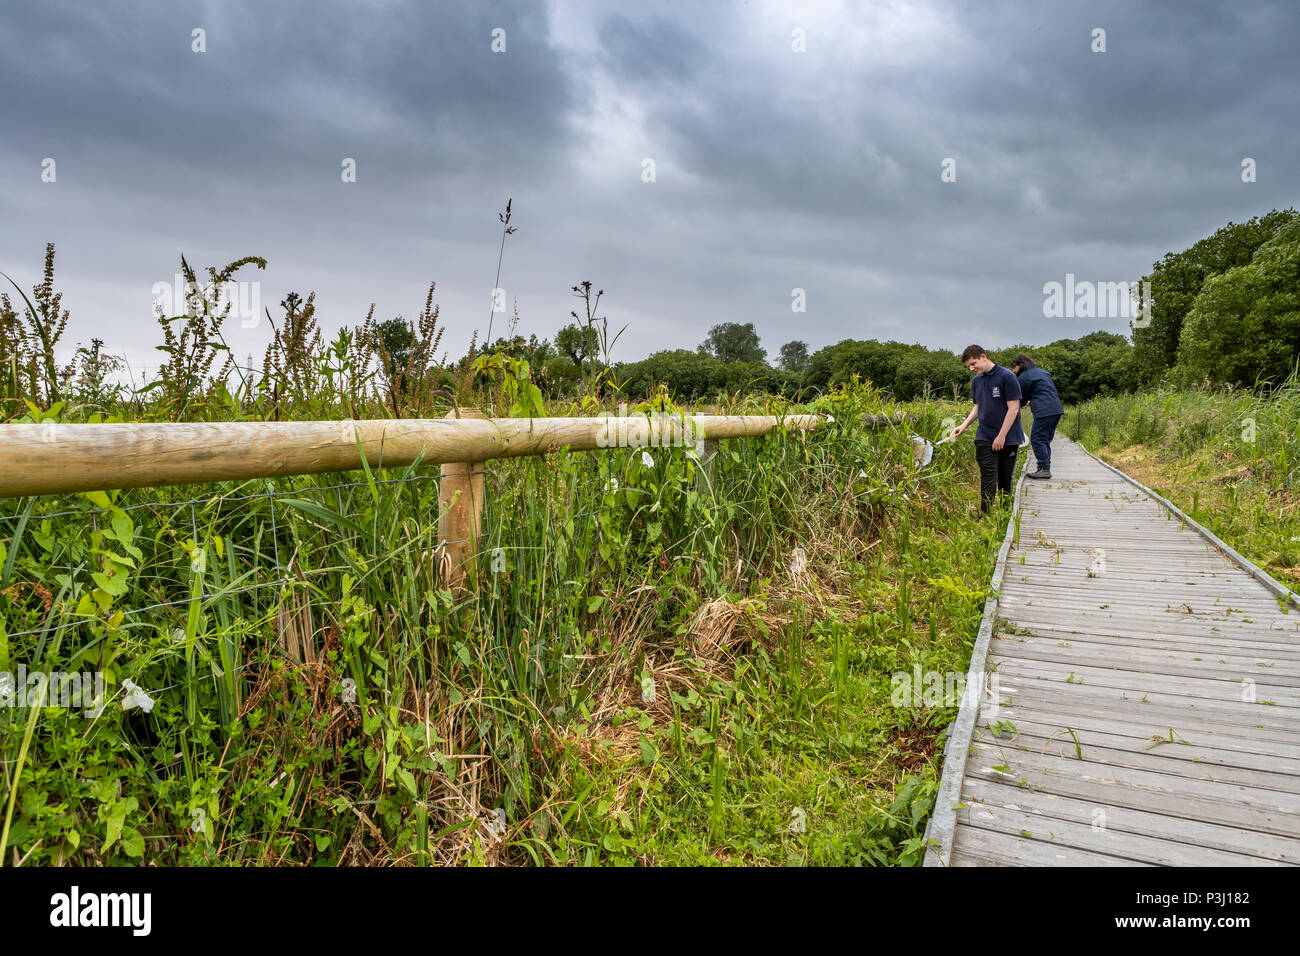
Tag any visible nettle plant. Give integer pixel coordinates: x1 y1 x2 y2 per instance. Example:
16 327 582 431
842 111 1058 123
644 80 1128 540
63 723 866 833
150 254 267 420
1 242 71 411
471 351 545 419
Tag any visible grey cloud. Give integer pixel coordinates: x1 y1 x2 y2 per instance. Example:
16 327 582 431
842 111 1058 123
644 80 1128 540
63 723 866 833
1 0 1295 372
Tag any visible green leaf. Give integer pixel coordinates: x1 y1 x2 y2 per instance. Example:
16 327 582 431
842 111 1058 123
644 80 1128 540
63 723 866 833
97 550 136 569
84 490 113 510
120 826 145 857
586 595 605 614
21 788 42 819
396 768 418 797
109 515 133 542
91 569 129 597
101 798 133 854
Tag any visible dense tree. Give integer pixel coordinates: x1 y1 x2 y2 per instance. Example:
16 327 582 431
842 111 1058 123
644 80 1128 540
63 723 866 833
1131 208 1297 384
778 340 810 372
375 316 414 382
990 332 1135 405
611 349 799 402
555 322 599 372
802 339 968 399
698 322 765 364
1173 219 1300 388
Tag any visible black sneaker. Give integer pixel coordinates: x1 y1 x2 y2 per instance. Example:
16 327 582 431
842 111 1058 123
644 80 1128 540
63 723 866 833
1027 469 1052 479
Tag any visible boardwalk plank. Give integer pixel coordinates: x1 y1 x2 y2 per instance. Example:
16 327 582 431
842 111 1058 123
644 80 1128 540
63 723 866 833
974 715 1300 771
926 435 1300 867
984 704 1300 754
961 778 1298 863
950 825 1151 866
964 745 1300 839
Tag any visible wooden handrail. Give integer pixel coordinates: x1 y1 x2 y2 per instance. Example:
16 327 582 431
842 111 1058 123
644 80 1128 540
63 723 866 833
0 410 911 498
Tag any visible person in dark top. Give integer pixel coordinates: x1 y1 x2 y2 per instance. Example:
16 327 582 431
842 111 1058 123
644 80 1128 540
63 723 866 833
950 345 1025 514
1010 353 1063 479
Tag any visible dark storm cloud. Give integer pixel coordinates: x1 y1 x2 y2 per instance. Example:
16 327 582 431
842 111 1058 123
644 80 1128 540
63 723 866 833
1 0 1296 374
583 0 1298 349
597 13 710 86
1 0 576 180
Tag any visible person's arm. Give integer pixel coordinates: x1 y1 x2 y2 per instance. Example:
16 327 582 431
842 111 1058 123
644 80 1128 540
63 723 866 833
992 400 1020 450
951 404 978 438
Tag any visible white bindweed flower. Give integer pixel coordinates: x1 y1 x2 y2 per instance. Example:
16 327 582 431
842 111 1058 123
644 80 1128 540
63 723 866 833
650 500 660 513
341 677 357 705
121 679 156 713
641 450 654 468
605 477 620 493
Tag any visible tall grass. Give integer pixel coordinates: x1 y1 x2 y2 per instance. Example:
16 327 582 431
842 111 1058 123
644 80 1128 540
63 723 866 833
0 249 1007 866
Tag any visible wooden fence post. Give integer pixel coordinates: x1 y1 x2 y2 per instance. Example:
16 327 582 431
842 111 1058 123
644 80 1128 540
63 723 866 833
437 408 486 595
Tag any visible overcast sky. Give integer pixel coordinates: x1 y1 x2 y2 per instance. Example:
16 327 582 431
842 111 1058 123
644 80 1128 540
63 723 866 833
3 0 1296 378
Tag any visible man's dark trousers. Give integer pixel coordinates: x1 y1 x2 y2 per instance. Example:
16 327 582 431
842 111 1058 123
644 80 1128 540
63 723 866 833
975 441 1019 513
1030 414 1061 472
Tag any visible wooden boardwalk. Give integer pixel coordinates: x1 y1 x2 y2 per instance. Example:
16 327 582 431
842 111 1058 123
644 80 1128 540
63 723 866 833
924 435 1300 866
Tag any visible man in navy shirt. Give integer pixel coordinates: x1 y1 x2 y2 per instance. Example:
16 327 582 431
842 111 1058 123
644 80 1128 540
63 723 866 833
1010 353 1063 479
950 345 1025 514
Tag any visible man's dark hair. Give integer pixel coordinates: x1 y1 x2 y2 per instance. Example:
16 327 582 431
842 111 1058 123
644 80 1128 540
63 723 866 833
960 345 987 362
1011 353 1035 370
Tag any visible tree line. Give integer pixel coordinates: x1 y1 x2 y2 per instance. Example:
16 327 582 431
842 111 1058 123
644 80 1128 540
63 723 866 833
6 206 1294 418
548 205 1300 404
1131 207 1299 389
